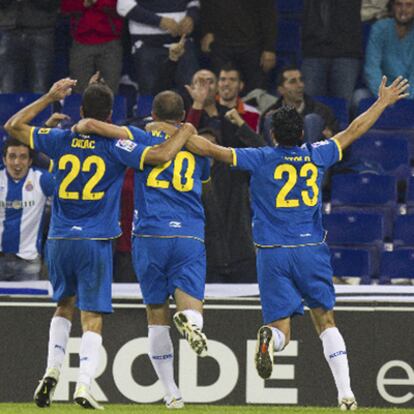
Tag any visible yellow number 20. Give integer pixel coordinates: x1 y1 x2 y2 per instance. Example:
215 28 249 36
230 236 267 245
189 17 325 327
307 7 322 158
147 151 196 192
274 162 319 208
58 154 106 201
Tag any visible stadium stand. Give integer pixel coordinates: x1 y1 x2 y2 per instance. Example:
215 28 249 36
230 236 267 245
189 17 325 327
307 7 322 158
330 247 372 285
380 249 414 284
393 214 414 247
314 96 349 126
357 98 414 129
0 93 53 126
330 174 398 239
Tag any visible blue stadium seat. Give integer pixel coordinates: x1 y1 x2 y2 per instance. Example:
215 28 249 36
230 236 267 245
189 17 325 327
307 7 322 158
362 129 414 161
276 20 301 65
331 174 397 206
393 214 414 246
348 136 410 179
330 247 372 284
330 174 397 239
276 0 303 16
314 96 349 126
0 93 53 126
135 95 154 119
62 94 127 125
324 212 384 246
357 98 414 129
406 177 414 206
379 249 414 284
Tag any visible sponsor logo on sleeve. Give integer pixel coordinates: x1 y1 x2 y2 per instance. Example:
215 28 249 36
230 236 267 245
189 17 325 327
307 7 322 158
38 128 51 134
116 139 138 152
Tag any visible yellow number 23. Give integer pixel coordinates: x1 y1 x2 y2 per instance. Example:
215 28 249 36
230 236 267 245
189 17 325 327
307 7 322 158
274 163 319 208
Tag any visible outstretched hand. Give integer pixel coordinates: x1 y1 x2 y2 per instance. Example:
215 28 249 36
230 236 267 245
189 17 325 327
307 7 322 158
378 76 409 106
47 78 77 102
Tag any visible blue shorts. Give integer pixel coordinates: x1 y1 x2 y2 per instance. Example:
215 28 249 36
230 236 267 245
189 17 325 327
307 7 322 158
46 239 113 313
257 243 335 324
132 236 206 305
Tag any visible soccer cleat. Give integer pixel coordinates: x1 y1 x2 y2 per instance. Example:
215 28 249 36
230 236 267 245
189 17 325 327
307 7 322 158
33 368 59 408
74 385 104 410
255 326 274 379
339 397 358 411
165 396 185 409
173 311 208 357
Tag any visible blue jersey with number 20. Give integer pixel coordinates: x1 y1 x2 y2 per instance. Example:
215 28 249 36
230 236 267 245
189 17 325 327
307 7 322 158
124 126 211 241
233 139 342 247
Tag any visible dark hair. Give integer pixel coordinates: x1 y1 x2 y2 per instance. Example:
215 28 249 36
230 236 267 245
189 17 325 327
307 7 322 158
152 90 184 121
2 138 33 158
219 62 243 82
271 106 303 147
81 82 113 121
276 65 301 87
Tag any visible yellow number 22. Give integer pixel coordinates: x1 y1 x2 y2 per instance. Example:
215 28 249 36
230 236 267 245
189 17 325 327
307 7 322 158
58 154 106 201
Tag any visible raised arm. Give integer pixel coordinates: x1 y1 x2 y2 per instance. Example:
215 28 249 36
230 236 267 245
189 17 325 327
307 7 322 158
74 118 131 140
144 123 197 165
146 121 234 164
332 76 409 151
186 135 234 164
4 78 77 145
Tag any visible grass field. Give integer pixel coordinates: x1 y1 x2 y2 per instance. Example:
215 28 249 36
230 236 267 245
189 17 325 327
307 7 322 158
1 404 414 414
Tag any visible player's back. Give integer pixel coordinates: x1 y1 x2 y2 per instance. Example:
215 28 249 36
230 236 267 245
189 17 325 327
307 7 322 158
31 127 134 239
127 127 210 241
234 139 341 247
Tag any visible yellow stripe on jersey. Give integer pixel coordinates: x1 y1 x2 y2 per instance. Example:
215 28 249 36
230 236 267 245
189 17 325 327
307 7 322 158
332 138 343 161
231 148 237 166
29 127 35 149
122 126 134 140
48 159 54 173
139 146 152 171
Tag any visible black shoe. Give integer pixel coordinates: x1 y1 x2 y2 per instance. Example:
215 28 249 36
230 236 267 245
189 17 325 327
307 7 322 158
255 326 274 379
34 376 58 408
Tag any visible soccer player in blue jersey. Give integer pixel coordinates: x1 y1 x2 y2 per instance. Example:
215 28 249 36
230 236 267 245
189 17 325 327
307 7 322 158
161 75 409 411
4 78 196 410
73 91 211 409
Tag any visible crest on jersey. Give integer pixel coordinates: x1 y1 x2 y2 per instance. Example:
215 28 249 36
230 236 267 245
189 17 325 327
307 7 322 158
116 139 137 152
38 128 51 134
25 180 33 191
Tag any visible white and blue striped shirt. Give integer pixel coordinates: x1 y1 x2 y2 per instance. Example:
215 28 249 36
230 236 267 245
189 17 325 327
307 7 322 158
0 168 55 260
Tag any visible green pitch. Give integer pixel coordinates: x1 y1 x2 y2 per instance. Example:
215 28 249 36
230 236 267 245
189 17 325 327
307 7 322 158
1 404 414 414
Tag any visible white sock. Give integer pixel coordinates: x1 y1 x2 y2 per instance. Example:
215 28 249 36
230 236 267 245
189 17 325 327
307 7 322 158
46 316 72 374
320 327 354 400
77 331 102 389
270 327 286 352
181 309 203 330
148 325 181 400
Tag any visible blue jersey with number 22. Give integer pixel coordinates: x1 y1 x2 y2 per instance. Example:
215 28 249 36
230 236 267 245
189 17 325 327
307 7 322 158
30 126 150 240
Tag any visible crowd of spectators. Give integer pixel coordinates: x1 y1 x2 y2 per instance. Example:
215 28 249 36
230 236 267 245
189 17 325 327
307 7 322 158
0 0 413 284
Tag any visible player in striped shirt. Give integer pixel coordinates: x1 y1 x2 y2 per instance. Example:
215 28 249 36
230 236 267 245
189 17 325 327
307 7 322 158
0 138 54 281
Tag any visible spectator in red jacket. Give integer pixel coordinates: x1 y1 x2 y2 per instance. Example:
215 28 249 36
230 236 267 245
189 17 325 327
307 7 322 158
61 0 124 94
